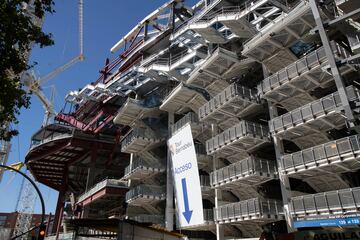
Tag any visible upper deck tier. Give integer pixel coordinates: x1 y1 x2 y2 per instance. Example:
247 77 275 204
25 124 116 191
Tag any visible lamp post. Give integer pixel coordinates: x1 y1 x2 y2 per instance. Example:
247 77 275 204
0 164 46 239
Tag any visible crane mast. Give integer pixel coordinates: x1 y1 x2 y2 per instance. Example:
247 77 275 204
13 1 85 239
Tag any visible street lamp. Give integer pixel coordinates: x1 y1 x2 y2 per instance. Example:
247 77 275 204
0 164 46 239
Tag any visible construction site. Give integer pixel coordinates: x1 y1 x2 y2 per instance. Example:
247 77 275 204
1 0 360 239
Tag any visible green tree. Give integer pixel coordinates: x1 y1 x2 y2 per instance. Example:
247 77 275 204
0 0 54 140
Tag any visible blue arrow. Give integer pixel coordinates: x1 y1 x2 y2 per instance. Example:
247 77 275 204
181 178 193 223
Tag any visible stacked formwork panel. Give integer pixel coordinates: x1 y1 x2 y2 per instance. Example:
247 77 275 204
29 0 360 239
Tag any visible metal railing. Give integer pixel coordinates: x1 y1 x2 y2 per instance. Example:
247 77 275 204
199 83 258 121
214 198 283 222
210 157 277 187
125 184 166 202
173 0 223 34
77 179 127 203
282 134 360 173
206 120 270 154
124 158 165 176
171 112 199 134
30 131 73 149
121 128 159 149
269 86 360 134
258 42 351 98
291 187 360 216
147 47 207 69
176 209 214 227
130 214 164 225
200 175 210 187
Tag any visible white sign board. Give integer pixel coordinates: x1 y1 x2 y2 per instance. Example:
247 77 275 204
168 124 204 227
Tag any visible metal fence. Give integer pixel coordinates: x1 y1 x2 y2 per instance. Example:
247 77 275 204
269 85 360 134
121 128 160 149
125 184 166 202
291 187 360 215
206 120 270 154
200 175 211 187
282 134 360 172
214 198 283 222
124 158 165 177
258 46 327 97
199 83 258 121
171 112 199 134
130 214 164 225
210 157 277 187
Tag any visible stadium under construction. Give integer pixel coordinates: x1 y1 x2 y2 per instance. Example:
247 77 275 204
24 0 360 239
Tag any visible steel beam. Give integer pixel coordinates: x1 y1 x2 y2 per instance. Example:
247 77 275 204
165 112 174 231
309 0 355 125
264 63 295 232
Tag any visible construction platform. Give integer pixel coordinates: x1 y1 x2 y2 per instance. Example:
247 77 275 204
113 98 161 127
214 198 284 224
210 156 277 189
291 187 360 221
171 112 211 144
77 179 128 209
121 128 164 154
187 47 254 96
281 134 360 178
257 42 354 110
206 120 270 162
121 158 165 181
242 1 322 72
26 124 115 191
269 85 360 149
199 83 261 129
125 184 166 206
160 83 208 114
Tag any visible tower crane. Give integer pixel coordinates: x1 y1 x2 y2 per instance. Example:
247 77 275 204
12 1 85 239
22 0 84 127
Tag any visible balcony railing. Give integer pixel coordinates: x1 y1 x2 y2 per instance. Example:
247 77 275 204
176 209 214 228
291 187 360 217
171 112 200 134
130 214 164 225
200 175 211 187
257 42 351 103
124 159 165 177
206 120 270 157
269 86 360 136
199 83 259 127
281 134 360 176
125 184 166 203
210 157 277 187
214 198 284 223
121 127 163 153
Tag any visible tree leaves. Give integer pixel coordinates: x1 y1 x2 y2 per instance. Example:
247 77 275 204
0 0 54 140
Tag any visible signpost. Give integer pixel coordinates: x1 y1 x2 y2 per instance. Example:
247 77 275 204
168 124 204 227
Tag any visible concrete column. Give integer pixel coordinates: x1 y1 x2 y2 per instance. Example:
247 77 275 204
212 124 224 240
165 112 175 230
309 0 355 125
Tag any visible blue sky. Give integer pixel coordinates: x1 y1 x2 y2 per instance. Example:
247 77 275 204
0 0 197 215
